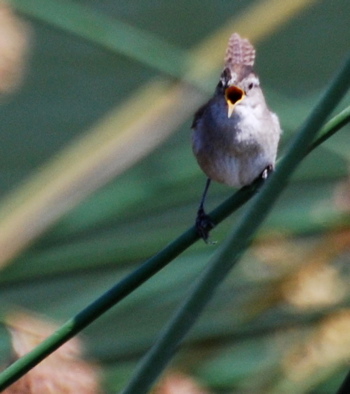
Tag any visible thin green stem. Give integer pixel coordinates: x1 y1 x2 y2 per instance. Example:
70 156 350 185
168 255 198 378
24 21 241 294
336 370 350 394
0 188 256 390
0 74 349 393
307 105 350 153
121 54 350 394
10 0 189 81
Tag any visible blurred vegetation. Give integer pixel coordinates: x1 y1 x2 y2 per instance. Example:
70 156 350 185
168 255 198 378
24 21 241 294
0 0 349 392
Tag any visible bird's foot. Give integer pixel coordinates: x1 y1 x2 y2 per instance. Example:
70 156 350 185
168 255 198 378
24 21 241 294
249 164 274 191
195 208 215 243
260 164 274 180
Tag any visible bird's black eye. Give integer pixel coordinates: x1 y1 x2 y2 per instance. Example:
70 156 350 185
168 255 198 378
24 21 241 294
248 83 254 90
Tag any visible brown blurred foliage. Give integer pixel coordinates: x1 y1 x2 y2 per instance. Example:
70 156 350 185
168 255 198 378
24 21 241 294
283 310 350 383
154 371 210 394
0 1 30 95
2 312 101 393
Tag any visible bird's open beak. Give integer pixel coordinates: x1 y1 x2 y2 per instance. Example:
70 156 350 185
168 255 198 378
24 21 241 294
225 86 245 118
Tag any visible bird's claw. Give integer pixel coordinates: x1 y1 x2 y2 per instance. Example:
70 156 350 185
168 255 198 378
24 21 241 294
195 208 215 243
260 164 273 180
248 164 274 191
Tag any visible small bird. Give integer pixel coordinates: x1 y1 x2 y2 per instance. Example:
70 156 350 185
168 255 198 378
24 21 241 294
192 33 281 241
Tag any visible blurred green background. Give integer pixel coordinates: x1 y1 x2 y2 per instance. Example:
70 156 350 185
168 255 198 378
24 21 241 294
0 0 349 392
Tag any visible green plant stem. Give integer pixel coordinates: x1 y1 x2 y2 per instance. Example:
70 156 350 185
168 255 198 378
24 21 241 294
10 0 188 81
0 83 349 393
0 189 256 390
337 370 350 394
307 105 350 153
121 54 350 394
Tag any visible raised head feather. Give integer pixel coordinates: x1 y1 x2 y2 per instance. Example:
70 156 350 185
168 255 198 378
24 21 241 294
224 33 255 68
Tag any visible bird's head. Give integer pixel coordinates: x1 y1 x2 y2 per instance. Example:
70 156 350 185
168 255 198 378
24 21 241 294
221 68 261 117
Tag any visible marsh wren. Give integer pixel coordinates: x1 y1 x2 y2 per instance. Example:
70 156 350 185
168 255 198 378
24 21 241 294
192 33 281 241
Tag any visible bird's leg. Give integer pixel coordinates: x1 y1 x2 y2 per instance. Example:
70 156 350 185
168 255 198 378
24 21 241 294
195 178 215 242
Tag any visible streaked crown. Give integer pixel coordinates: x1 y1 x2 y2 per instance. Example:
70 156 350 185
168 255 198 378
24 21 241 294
225 33 255 68
221 33 256 86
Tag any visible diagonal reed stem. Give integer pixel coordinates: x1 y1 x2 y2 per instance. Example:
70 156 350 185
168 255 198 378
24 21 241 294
121 54 350 393
0 57 349 391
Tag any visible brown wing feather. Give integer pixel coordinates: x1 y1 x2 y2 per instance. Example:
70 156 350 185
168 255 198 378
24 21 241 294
224 33 255 67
